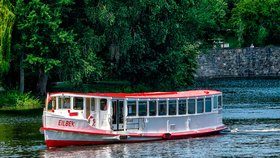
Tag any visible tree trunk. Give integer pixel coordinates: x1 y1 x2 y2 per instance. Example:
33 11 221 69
37 69 48 96
19 52 24 93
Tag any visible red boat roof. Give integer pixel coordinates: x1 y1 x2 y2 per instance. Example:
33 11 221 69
50 90 222 99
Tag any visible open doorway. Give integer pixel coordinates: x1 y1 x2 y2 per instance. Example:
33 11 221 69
111 100 124 131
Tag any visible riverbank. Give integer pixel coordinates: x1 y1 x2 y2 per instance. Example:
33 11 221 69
0 108 43 115
0 91 42 111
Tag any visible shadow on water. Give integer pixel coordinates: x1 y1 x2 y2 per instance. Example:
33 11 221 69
1 78 280 157
0 108 43 116
0 110 45 157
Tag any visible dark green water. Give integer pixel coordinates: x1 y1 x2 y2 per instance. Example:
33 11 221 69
1 78 280 157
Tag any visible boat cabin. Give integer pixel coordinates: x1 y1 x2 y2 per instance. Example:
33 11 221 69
45 91 223 133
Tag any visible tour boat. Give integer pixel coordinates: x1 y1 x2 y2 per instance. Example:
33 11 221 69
40 90 226 147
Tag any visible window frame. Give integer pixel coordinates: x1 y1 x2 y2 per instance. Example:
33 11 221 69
178 99 187 115
218 95 223 109
138 100 148 116
168 99 177 116
127 100 137 117
100 99 108 111
158 99 167 116
205 97 212 113
213 96 218 110
73 97 84 110
148 100 157 116
188 98 196 115
197 98 204 113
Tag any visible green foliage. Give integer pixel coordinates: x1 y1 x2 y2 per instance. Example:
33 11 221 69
82 0 227 90
13 0 104 91
25 54 61 73
0 0 15 74
15 0 72 73
230 0 280 47
58 48 104 84
0 90 41 110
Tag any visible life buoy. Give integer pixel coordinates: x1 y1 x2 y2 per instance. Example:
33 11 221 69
87 115 93 123
87 115 96 127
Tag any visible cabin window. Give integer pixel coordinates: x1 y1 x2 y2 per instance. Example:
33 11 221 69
213 96 218 109
218 96 222 108
188 99 195 114
100 99 108 111
197 98 204 113
73 97 84 110
48 97 56 110
138 101 148 116
158 100 167 116
178 99 187 115
58 97 63 109
149 100 157 116
91 98 95 111
127 100 136 116
63 97 71 109
168 100 177 115
205 97 212 112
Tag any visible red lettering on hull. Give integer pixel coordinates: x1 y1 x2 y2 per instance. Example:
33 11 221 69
58 120 75 127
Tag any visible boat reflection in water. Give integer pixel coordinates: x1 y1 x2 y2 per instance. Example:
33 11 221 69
40 90 226 148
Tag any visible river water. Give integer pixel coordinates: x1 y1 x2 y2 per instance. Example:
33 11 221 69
0 78 280 157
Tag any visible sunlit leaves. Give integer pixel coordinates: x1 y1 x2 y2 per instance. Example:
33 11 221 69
230 0 280 46
0 0 15 74
25 54 61 73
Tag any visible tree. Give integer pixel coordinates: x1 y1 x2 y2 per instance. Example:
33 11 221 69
230 0 280 47
83 0 227 89
0 0 15 75
14 0 103 95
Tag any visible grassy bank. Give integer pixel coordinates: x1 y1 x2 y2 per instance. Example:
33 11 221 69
0 91 42 111
0 108 43 115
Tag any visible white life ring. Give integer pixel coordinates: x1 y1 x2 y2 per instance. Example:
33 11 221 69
87 115 96 127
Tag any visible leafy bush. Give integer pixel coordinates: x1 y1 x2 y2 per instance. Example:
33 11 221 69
0 91 41 110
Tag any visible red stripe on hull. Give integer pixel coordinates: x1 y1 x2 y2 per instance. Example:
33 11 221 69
170 130 222 139
44 126 226 147
46 140 109 147
46 139 161 148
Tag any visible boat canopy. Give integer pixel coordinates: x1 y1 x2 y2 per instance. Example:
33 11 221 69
49 90 222 99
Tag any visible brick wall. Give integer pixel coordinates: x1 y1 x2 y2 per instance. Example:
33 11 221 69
196 47 280 78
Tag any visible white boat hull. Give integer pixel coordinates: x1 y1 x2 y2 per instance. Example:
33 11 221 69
41 125 226 147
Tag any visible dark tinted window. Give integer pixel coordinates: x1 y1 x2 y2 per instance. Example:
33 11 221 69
158 100 167 116
149 100 157 116
74 97 83 110
100 99 108 111
178 99 187 115
197 98 204 113
205 98 212 112
188 99 195 114
138 101 147 116
168 100 177 115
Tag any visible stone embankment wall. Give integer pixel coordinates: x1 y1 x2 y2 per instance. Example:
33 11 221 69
196 47 280 78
